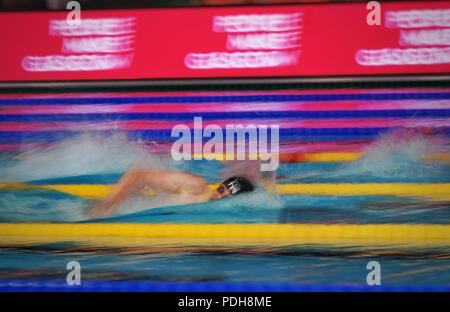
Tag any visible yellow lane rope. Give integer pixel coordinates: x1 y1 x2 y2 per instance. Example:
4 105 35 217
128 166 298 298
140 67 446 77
0 223 448 242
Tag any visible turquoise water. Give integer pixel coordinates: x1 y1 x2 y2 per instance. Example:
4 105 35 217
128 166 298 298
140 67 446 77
0 131 449 287
0 131 449 224
0 247 449 285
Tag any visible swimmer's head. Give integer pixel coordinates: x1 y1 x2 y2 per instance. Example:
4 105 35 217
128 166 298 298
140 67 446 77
210 176 255 200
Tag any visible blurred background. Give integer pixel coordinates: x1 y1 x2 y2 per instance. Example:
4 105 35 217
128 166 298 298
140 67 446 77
0 0 448 292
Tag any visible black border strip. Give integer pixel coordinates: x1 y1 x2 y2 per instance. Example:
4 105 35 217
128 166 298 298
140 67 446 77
0 74 449 93
1 0 443 12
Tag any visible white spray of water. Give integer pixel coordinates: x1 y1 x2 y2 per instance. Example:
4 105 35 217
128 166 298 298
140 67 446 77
340 129 449 179
1 130 447 222
94 187 284 221
0 133 171 182
215 188 284 211
0 133 285 221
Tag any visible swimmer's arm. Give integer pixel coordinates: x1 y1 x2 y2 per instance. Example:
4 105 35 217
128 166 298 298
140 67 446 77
87 167 208 217
130 169 209 195
88 166 152 217
161 171 210 195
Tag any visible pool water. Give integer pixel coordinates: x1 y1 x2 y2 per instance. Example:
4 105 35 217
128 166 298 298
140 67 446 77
0 89 449 290
0 133 449 288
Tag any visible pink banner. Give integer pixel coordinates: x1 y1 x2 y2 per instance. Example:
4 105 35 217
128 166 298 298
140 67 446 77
0 1 449 81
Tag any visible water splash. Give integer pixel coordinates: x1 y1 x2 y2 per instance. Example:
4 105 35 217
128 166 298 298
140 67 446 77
99 187 284 223
336 129 450 180
0 133 170 183
101 186 281 215
0 130 448 223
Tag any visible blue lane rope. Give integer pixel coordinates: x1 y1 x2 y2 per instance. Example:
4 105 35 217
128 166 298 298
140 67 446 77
2 128 450 143
0 280 448 292
1 109 450 122
0 127 430 144
1 92 450 105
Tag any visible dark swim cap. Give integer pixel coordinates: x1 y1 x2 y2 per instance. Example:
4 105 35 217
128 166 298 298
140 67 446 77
222 176 254 195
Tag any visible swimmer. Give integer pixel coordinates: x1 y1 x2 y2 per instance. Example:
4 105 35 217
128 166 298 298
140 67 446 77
87 165 255 218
